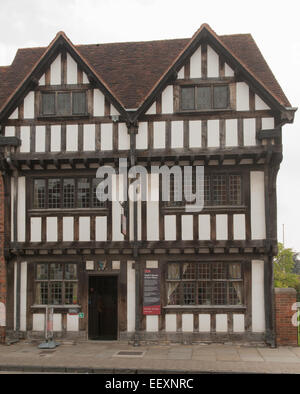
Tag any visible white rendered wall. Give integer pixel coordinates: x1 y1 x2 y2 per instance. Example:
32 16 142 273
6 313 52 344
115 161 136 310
161 85 174 114
24 91 35 119
46 217 58 242
224 63 234 77
233 314 245 333
146 316 159 332
182 314 194 332
216 214 228 241
147 174 159 241
165 314 177 332
18 177 26 242
30 217 42 242
216 314 228 332
50 54 61 85
182 215 193 241
112 175 124 241
83 124 96 151
5 126 15 137
189 120 202 148
79 217 90 242
35 126 46 152
127 261 136 332
207 46 219 78
118 123 130 150
250 171 266 240
171 121 184 148
153 122 166 149
199 314 211 332
94 89 105 117
136 122 148 149
63 217 74 242
67 315 79 332
164 216 176 241
20 126 30 153
252 260 265 332
66 53 78 84
66 125 78 151
198 215 211 240
243 118 256 146
51 125 61 152
261 117 275 130
236 82 250 111
101 123 113 151
225 119 238 147
33 314 45 331
255 95 270 110
20 262 27 331
207 120 220 148
233 214 246 241
190 46 202 78
95 217 107 241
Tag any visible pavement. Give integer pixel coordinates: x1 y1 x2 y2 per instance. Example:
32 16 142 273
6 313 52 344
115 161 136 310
0 340 300 374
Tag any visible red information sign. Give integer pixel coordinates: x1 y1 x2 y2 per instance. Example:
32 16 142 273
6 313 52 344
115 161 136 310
143 268 161 315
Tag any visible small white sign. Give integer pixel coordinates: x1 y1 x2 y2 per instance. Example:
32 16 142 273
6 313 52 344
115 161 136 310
86 261 94 271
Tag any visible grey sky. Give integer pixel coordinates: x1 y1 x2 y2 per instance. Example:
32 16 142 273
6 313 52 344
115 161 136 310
0 0 299 251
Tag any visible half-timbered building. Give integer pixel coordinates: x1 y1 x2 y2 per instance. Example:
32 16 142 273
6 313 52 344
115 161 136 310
0 24 296 345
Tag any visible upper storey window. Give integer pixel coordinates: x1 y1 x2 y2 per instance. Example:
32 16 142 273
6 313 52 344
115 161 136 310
40 91 87 117
180 85 229 111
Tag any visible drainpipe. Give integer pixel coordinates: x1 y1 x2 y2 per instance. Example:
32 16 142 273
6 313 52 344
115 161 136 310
127 122 140 346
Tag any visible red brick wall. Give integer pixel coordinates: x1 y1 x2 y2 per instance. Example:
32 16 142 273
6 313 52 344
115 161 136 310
0 174 6 344
275 288 298 346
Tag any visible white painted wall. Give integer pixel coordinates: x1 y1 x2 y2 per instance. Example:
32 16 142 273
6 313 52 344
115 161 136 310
153 122 165 149
164 215 176 241
161 85 174 114
53 314 62 332
127 261 136 332
18 177 26 242
236 82 250 111
5 126 15 137
198 215 211 240
182 215 193 241
66 125 78 151
146 316 159 332
63 217 74 242
243 118 256 146
145 102 156 115
67 314 79 332
233 314 245 333
101 123 113 151
255 95 270 110
147 174 159 241
30 217 42 242
66 53 78 84
199 314 211 332
261 117 275 130
216 314 228 332
136 122 148 149
51 125 61 152
224 63 234 77
171 121 184 148
20 262 27 331
46 217 58 242
79 217 90 241
207 46 219 78
96 217 107 241
24 91 35 119
20 126 30 153
118 123 130 150
50 54 61 85
250 171 266 240
11 178 14 241
182 314 194 332
83 124 96 151
207 120 220 148
252 260 265 332
225 119 238 147
190 46 202 78
165 314 177 332
35 126 46 152
33 314 45 331
177 66 184 79
233 214 246 241
189 120 202 148
39 74 45 86
94 89 105 117
216 214 228 240
112 175 124 241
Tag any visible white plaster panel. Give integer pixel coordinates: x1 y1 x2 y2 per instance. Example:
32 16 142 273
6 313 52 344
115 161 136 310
207 46 219 78
118 123 130 150
127 261 136 332
110 105 119 116
83 72 89 84
96 216 107 241
53 314 62 332
261 117 275 130
50 54 61 85
177 66 184 79
153 121 166 149
198 215 211 240
216 314 228 332
39 74 45 86
252 260 265 332
207 120 220 148
9 108 18 120
79 217 90 241
189 120 202 148
18 177 26 242
199 314 211 332
14 263 17 329
67 314 79 332
255 95 270 110
0 303 5 326
93 89 105 117
233 314 245 333
136 122 148 149
165 314 177 332
24 91 35 119
161 85 173 114
20 126 30 153
33 314 45 331
146 315 159 332
66 53 78 84
63 217 74 242
225 63 234 77
20 262 27 331
243 118 256 146
46 217 58 242
236 82 250 111
147 175 159 241
164 215 176 241
182 215 193 241
190 46 202 78
250 172 266 240
30 217 42 242
101 123 113 151
182 314 194 332
11 179 14 241
216 214 228 240
35 126 46 152
51 125 61 152
83 124 96 151
5 126 15 137
112 175 124 241
145 102 156 115
233 214 246 241
112 261 120 270
66 124 78 151
225 119 238 147
171 121 184 148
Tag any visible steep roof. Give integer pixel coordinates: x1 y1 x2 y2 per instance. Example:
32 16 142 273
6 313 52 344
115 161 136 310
0 29 291 112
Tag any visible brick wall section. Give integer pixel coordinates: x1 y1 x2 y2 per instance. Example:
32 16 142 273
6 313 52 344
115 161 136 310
275 288 298 346
0 174 6 344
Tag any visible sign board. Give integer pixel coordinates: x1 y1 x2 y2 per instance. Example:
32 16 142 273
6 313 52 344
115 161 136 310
79 313 84 319
143 268 161 315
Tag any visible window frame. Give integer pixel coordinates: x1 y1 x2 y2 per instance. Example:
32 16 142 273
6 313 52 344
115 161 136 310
39 89 88 118
34 263 78 306
166 262 244 307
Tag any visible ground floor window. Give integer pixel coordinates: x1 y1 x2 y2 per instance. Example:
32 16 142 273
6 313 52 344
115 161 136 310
166 262 243 306
35 263 78 305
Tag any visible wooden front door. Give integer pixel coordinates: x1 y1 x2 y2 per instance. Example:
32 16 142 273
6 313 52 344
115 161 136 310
88 276 118 340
